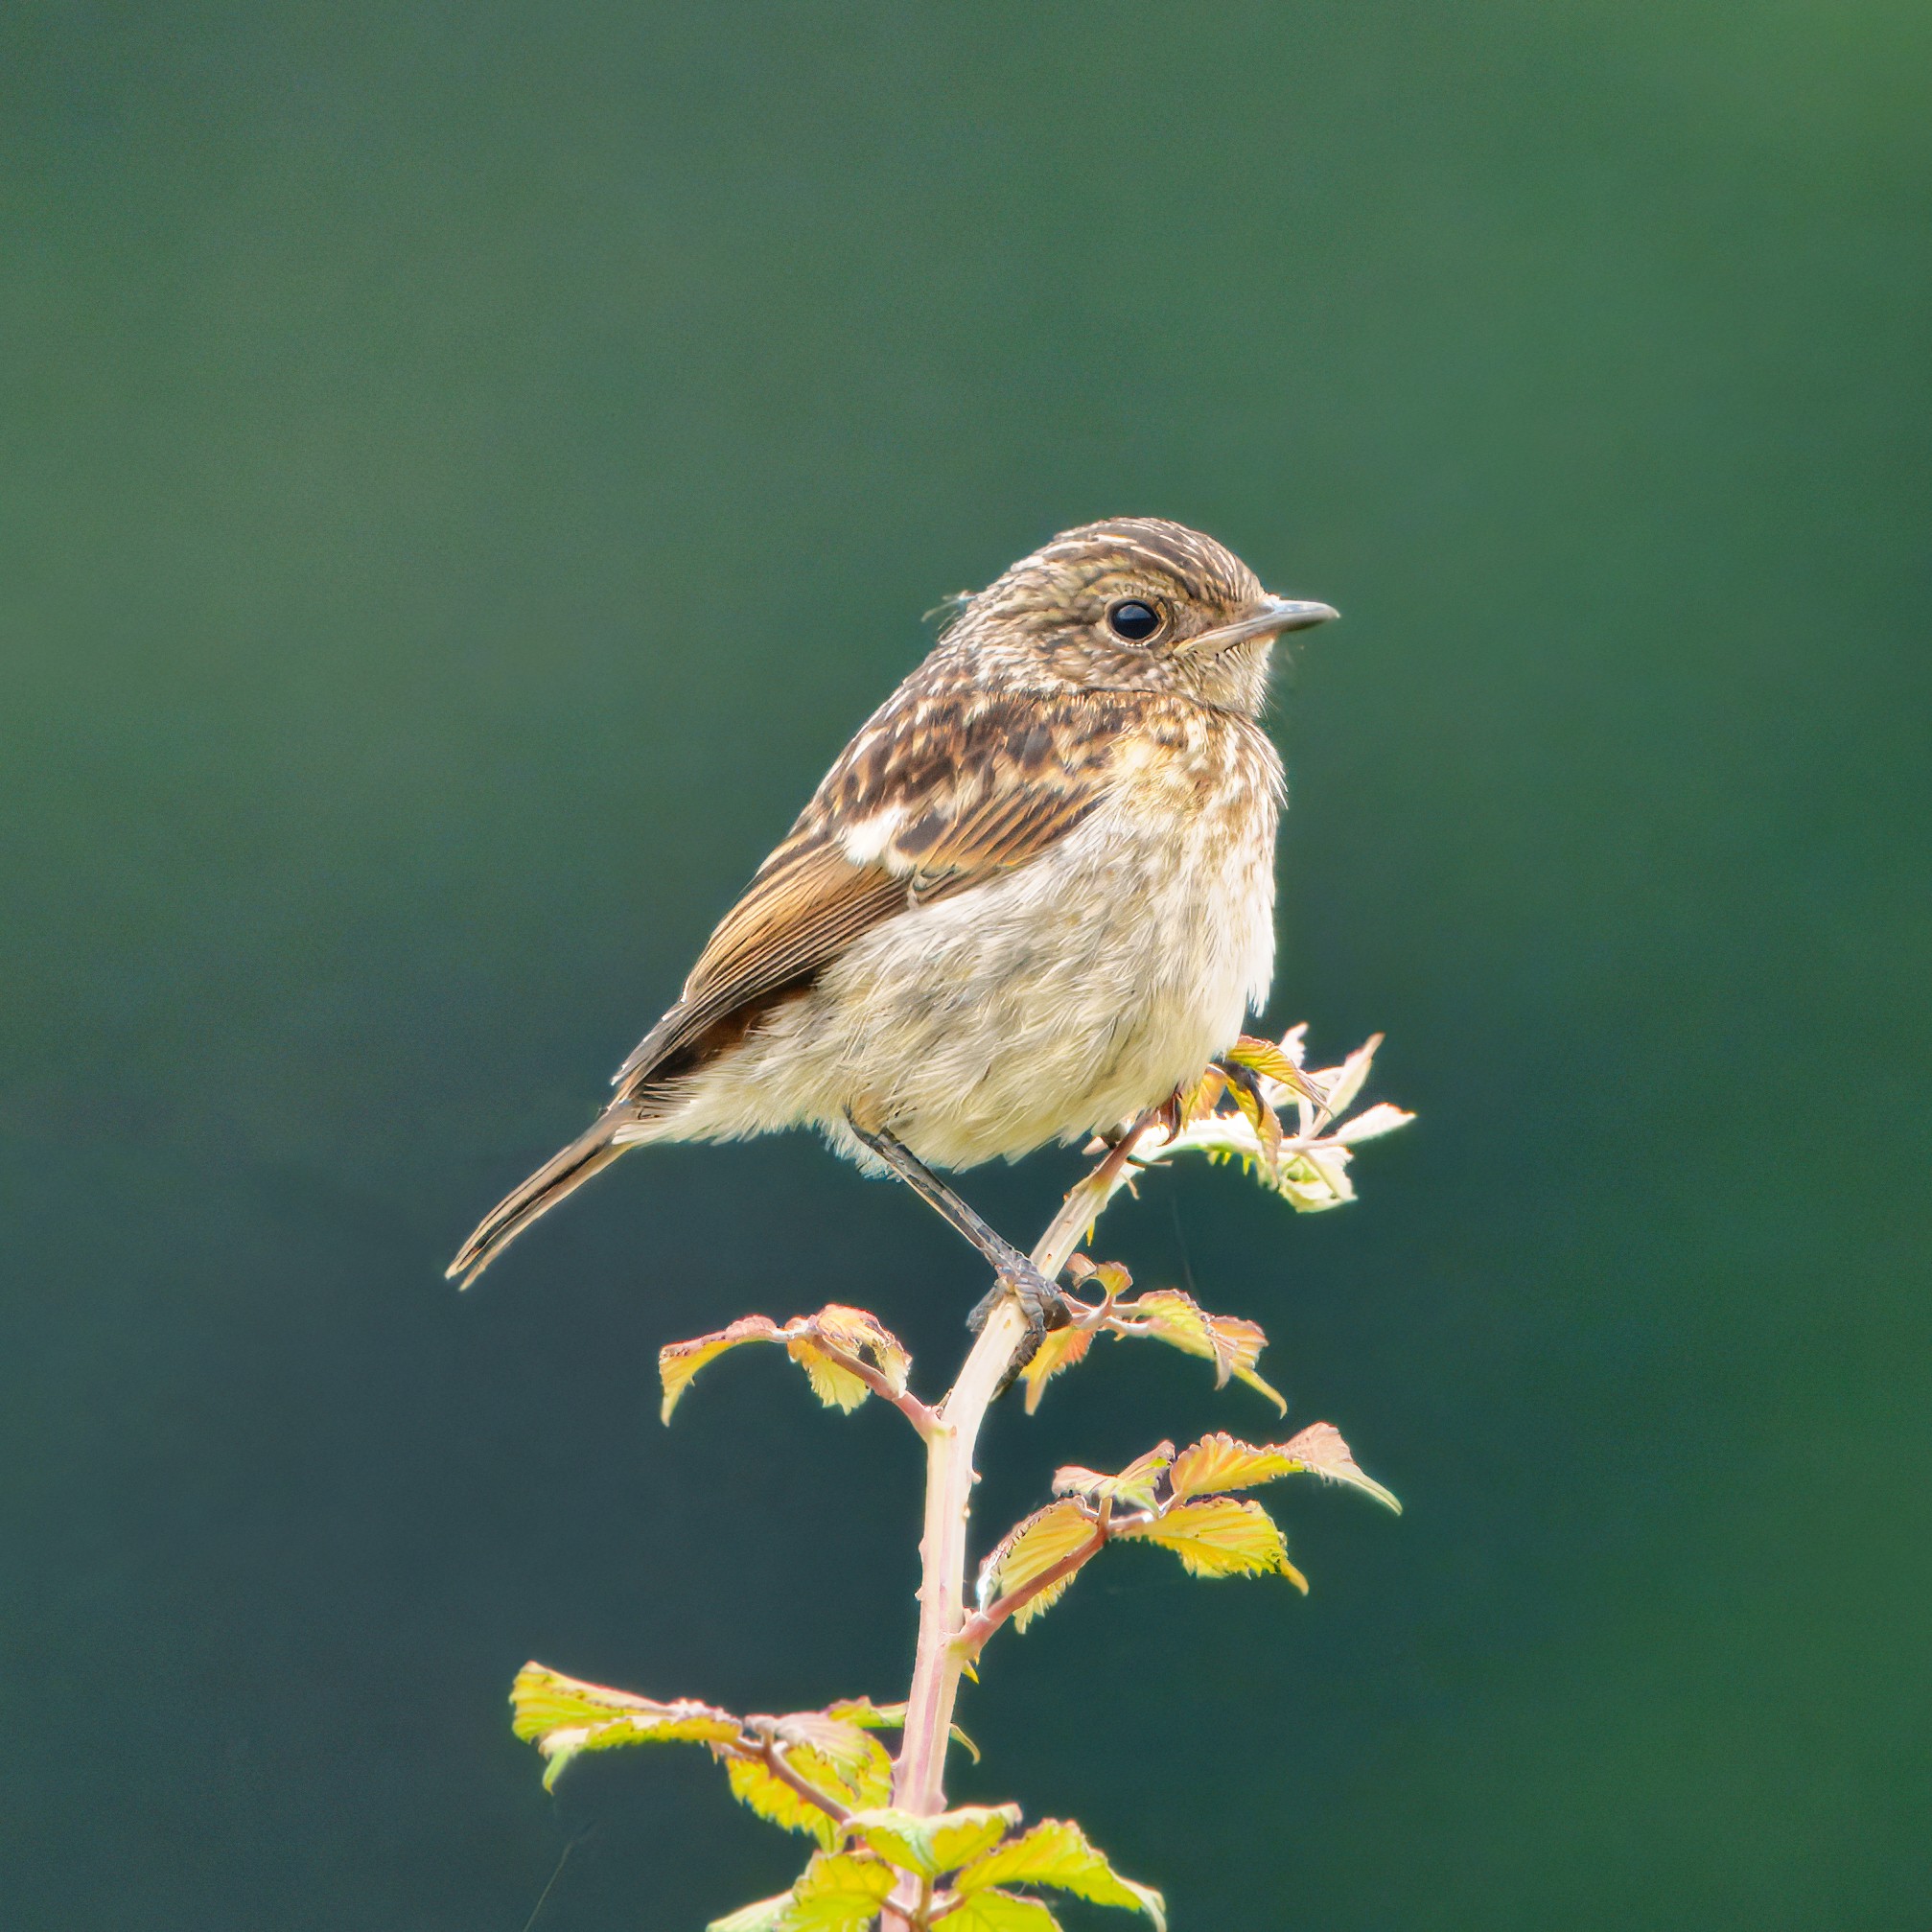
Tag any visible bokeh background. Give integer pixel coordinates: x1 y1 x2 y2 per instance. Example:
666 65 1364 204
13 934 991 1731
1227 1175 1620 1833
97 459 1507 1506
4 4 1928 1927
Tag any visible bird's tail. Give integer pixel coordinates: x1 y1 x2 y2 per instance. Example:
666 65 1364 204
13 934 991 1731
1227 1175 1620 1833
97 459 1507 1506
447 1115 630 1289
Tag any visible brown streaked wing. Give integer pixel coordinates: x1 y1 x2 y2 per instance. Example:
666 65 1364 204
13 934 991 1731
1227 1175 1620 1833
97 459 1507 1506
610 689 1136 1102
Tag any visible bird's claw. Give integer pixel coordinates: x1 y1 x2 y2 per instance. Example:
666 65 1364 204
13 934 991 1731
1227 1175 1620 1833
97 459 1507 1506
969 1261 1071 1397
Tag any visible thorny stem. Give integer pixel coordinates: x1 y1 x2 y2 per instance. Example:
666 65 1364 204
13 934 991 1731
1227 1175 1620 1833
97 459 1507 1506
890 1119 1153 1825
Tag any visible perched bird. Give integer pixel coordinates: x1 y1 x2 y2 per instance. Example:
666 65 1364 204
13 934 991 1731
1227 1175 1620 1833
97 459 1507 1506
449 518 1336 1309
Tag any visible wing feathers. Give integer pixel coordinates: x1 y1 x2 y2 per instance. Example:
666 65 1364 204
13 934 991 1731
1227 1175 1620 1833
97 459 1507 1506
611 689 1138 1103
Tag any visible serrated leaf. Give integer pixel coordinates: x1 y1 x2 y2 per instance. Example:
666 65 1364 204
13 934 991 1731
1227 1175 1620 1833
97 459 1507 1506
771 1712 896 1786
661 1305 914 1421
1221 1061 1284 1167
1016 1322 1094 1414
1052 1442 1174 1512
509 1664 742 1789
784 1340 869 1410
1227 1033 1325 1106
1117 1497 1307 1587
1165 1423 1404 1514
1315 1031 1383 1120
785 1851 896 1932
710 1893 796 1932
1330 1101 1416 1144
957 1818 1167 1929
825 1696 905 1730
1166 1432 1301 1501
843 1804 1019 1878
788 1304 911 1409
1130 1291 1287 1414
1177 1066 1227 1124
941 1891 1062 1932
726 1741 882 1850
1274 1421 1403 1513
1276 1144 1356 1208
660 1315 786 1423
976 1501 1099 1629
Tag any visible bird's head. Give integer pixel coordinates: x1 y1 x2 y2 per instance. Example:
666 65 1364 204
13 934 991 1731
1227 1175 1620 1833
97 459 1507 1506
950 517 1337 716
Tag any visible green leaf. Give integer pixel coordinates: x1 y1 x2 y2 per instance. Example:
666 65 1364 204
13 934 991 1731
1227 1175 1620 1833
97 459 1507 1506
1329 1101 1416 1144
1015 1320 1095 1414
785 1851 897 1932
1116 1496 1308 1588
825 1696 905 1729
1165 1431 1299 1501
957 1818 1167 1930
1273 1420 1403 1512
788 1304 911 1411
842 1803 1019 1877
508 1664 742 1790
771 1712 896 1786
1165 1425 1399 1513
1051 1442 1174 1512
659 1304 913 1421
726 1743 883 1850
709 1893 796 1932
1129 1027 1411 1214
1129 1290 1286 1414
940 1891 1061 1932
1220 1057 1286 1166
975 1501 1100 1630
659 1315 786 1423
1225 1032 1326 1106
1314 1030 1383 1119
1176 1066 1228 1124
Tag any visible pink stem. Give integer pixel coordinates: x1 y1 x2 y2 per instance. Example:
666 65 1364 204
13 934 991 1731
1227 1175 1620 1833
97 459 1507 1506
890 1122 1152 1819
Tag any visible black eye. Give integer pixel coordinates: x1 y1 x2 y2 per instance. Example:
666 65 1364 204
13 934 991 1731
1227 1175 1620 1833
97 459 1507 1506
1106 598 1162 643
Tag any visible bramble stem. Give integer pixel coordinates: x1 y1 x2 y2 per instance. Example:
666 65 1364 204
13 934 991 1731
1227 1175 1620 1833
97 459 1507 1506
889 1121 1152 1829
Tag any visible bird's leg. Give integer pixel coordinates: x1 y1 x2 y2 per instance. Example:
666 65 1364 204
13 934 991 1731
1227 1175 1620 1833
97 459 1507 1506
844 1115 1070 1344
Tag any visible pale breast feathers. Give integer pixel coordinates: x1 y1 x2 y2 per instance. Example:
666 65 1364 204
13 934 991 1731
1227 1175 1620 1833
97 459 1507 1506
609 688 1147 1103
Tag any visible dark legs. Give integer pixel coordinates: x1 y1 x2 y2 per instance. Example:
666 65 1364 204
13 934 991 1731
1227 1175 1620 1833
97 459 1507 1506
844 1115 1069 1340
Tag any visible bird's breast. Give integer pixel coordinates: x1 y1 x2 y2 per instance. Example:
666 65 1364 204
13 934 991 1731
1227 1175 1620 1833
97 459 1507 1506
824 708 1282 1164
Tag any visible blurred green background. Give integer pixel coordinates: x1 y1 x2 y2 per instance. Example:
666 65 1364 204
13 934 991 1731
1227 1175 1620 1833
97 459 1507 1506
4 3 1928 1926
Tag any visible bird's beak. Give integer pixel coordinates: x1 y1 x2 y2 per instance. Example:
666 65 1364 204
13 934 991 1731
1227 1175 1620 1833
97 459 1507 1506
1175 594 1339 658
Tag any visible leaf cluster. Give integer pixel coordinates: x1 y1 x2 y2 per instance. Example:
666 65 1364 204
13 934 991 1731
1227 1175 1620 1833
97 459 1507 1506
1016 1263 1284 1415
971 1423 1399 1641
511 1664 926 1830
661 1302 928 1430
1132 1029 1413 1210
713 1806 1164 1932
506 1028 1413 1928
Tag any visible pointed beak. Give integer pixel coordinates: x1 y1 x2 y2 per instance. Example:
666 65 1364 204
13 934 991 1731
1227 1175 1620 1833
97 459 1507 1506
1175 594 1339 658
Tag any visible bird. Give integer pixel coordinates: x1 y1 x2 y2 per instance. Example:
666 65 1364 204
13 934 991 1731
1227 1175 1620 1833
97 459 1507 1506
448 518 1336 1316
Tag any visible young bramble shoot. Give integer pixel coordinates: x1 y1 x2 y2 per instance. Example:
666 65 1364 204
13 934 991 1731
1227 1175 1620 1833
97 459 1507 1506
660 1302 926 1430
1130 1029 1414 1211
509 1027 1410 1930
1017 1276 1284 1415
965 1420 1399 1642
706 1805 1165 1932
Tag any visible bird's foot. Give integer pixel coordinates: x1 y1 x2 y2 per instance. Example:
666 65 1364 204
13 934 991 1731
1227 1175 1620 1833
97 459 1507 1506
967 1259 1072 1338
970 1260 1073 1397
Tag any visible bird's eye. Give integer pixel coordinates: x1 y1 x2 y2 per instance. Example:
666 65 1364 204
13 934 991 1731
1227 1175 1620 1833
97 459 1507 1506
1106 598 1163 643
